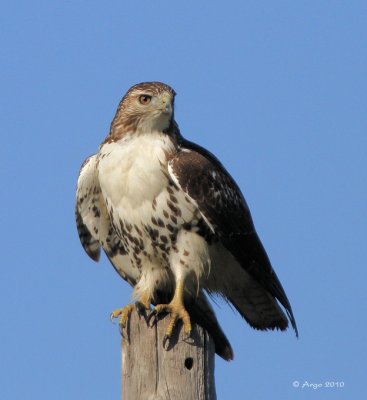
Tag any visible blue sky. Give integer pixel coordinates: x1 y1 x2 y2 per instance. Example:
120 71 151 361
1 1 366 398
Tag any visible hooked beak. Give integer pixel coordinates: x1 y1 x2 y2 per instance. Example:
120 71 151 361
159 93 173 115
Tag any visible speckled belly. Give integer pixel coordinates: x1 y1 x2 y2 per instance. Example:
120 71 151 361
107 180 203 271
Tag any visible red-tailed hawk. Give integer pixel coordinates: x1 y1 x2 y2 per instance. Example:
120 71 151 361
76 82 298 361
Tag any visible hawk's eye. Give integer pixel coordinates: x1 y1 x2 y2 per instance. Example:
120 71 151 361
139 95 152 105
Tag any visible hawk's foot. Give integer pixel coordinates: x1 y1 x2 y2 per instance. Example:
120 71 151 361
110 304 135 328
150 301 192 340
110 296 151 329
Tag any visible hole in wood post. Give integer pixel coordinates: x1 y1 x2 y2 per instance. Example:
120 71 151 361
184 357 193 370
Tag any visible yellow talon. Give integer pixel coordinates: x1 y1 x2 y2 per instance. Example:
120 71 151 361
154 303 192 337
110 304 135 328
152 280 191 338
110 292 151 329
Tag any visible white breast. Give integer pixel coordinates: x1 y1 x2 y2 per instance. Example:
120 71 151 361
98 133 175 211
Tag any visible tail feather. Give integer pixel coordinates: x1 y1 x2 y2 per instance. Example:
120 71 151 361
186 291 233 361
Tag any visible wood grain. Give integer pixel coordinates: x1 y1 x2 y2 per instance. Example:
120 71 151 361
121 310 216 400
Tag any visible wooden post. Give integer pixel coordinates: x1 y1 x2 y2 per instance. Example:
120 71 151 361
121 310 217 400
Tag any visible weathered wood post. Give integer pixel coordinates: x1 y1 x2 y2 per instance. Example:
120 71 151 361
121 310 217 400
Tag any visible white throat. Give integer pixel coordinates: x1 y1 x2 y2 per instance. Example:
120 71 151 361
136 112 172 134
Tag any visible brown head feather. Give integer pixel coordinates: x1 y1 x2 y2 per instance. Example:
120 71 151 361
105 82 176 143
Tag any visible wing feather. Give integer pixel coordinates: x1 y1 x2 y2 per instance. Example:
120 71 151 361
75 155 102 261
76 155 138 287
168 140 298 336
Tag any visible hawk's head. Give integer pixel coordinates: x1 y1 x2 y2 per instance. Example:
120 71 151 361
109 82 176 137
